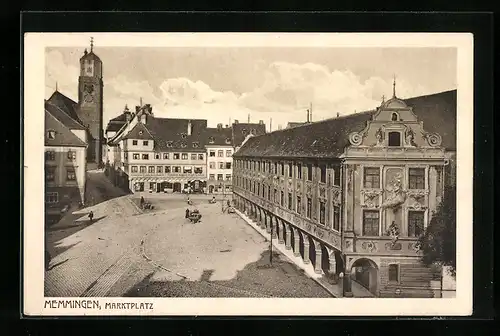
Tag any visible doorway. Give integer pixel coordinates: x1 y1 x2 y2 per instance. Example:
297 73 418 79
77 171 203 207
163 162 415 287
173 182 182 193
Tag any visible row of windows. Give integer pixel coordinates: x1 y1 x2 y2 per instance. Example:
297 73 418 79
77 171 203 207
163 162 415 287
209 150 233 157
130 165 204 174
235 160 341 186
362 210 424 237
209 174 232 181
208 162 232 170
236 176 340 231
45 166 76 182
363 167 425 189
132 140 201 149
129 153 205 161
45 150 77 162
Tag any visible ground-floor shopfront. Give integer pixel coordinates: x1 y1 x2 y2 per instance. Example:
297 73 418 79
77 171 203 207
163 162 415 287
206 180 233 194
130 177 207 194
233 191 443 298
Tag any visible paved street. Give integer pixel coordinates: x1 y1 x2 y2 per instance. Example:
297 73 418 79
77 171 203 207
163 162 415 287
45 185 331 298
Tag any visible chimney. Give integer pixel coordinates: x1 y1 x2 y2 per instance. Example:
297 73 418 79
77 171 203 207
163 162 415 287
141 114 147 125
135 106 141 113
259 120 264 124
225 124 228 128
234 120 239 124
306 109 310 123
270 118 272 132
187 120 192 136
247 114 250 123
217 123 223 130
337 112 340 118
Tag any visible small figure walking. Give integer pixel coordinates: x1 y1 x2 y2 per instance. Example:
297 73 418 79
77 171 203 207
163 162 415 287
185 208 190 219
140 196 145 208
88 211 94 223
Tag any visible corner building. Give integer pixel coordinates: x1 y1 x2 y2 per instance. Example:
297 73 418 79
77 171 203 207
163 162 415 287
233 90 456 298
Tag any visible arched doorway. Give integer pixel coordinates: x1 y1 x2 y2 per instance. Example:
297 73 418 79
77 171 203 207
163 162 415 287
173 182 182 193
351 258 379 296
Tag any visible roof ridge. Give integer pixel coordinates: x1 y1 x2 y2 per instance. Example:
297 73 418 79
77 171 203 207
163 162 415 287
45 100 85 129
49 90 78 105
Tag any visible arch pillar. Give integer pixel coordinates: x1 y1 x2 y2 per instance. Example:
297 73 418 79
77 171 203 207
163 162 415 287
325 247 337 276
301 232 310 264
271 216 278 239
284 223 292 250
265 213 272 233
277 219 285 244
312 240 323 274
292 227 301 257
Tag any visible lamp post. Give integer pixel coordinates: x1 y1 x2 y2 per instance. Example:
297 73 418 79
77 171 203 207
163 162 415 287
269 216 273 265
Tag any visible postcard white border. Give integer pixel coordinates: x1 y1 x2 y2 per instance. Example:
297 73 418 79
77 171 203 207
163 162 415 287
23 32 473 316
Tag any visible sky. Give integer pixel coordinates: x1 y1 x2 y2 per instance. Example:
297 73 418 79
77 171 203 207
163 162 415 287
45 46 456 131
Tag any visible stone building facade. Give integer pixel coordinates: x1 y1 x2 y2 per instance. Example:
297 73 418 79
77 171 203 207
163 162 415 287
232 89 456 298
44 101 88 223
205 124 234 194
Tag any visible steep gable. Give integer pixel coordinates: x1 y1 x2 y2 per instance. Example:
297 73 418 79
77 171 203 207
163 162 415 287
45 100 86 130
45 109 87 147
47 90 82 124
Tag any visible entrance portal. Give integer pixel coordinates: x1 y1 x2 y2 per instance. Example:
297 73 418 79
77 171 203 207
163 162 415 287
351 258 379 296
173 182 182 193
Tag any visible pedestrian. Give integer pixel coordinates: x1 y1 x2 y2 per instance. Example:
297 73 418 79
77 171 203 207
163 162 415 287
88 211 94 222
185 208 190 219
140 196 145 207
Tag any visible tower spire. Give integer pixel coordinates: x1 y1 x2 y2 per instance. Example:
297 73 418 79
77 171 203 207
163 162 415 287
90 37 94 52
55 81 58 91
392 74 397 98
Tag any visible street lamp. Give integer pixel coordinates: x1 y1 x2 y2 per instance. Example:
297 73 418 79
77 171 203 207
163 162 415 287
269 216 273 265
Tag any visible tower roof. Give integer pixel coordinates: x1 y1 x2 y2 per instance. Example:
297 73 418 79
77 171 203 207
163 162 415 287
80 37 101 62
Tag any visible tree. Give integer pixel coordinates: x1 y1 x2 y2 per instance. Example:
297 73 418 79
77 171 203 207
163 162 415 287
419 185 456 278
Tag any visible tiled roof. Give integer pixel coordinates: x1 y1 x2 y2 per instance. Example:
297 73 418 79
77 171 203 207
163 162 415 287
232 123 267 147
205 127 233 146
122 118 208 152
122 122 155 140
47 91 82 124
45 109 87 147
106 122 125 132
45 100 86 130
235 90 457 159
287 122 310 129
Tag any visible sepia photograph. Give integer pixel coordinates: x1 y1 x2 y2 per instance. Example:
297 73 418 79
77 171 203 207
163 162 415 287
24 32 473 316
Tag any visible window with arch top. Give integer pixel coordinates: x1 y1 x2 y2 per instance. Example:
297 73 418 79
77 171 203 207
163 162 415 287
391 112 399 121
388 131 401 147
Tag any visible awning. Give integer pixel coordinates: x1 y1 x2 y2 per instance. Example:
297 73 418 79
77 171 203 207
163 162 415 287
131 177 207 183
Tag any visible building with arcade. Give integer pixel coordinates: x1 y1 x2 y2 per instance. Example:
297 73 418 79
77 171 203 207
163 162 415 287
232 87 456 298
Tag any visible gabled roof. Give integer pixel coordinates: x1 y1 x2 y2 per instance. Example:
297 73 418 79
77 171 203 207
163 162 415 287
122 122 155 141
106 123 125 132
235 89 457 159
205 127 233 146
47 90 82 124
121 117 208 152
232 123 267 147
80 50 102 62
45 100 86 130
45 109 87 147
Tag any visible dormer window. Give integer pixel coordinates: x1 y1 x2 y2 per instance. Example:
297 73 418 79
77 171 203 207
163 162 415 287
180 142 187 148
391 112 399 121
47 130 56 139
192 142 199 148
208 137 215 144
388 131 401 147
181 133 187 139
225 138 231 144
139 130 144 135
166 141 173 148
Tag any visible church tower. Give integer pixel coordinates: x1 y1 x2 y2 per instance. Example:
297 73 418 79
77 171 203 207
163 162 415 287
78 37 104 164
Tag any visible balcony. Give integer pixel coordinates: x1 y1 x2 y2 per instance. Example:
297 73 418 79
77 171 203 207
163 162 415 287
345 236 423 257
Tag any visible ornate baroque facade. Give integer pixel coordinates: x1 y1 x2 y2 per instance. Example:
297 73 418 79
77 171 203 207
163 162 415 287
232 89 456 298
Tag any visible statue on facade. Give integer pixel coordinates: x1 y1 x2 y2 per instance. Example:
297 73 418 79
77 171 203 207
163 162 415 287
380 173 406 212
386 221 400 246
405 127 416 147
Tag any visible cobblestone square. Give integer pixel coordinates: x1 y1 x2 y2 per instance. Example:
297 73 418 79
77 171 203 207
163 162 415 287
46 189 332 298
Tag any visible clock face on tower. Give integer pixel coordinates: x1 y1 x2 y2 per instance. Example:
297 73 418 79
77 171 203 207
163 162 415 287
84 60 94 76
